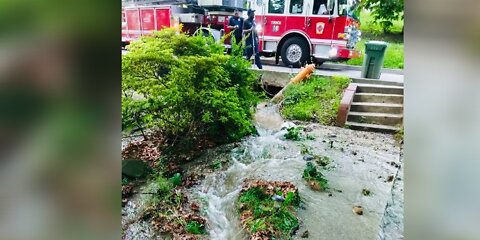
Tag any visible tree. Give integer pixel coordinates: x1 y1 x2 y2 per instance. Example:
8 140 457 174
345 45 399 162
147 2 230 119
362 0 403 33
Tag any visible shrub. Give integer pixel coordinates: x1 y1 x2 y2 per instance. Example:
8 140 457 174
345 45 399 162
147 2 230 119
122 28 259 153
185 220 206 235
284 127 302 141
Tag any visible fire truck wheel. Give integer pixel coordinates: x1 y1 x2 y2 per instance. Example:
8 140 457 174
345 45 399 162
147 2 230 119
281 37 309 68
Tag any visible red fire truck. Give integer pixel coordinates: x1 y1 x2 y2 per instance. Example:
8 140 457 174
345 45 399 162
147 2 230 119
122 0 241 48
251 0 362 67
122 0 362 67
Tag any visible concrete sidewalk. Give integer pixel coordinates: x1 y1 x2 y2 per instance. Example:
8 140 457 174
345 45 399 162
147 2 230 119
257 64 404 87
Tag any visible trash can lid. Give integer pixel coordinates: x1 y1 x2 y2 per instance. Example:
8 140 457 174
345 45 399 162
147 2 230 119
366 40 387 45
365 40 388 51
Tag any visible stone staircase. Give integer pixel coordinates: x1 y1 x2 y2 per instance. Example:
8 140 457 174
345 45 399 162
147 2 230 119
345 79 404 133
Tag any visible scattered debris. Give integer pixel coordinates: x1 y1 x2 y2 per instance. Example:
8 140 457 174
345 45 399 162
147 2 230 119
388 161 400 168
122 183 134 206
303 162 328 191
190 202 200 212
387 175 394 182
362 188 371 196
301 230 309 238
122 140 161 163
315 156 331 167
353 206 363 215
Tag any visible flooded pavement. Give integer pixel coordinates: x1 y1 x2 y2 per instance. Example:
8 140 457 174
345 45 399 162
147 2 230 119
122 103 403 239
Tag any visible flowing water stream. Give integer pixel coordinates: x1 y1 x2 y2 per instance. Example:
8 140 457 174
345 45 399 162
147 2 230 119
123 103 403 240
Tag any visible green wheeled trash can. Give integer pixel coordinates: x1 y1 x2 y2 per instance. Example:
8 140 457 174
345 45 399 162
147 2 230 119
361 41 388 79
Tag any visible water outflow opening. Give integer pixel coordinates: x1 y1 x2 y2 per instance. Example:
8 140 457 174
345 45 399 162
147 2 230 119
260 83 284 97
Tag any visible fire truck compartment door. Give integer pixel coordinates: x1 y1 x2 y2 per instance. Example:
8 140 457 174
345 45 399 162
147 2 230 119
305 1 335 45
155 8 171 30
140 9 155 34
126 9 141 39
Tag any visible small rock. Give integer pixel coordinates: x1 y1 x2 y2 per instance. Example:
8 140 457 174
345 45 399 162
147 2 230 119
328 193 333 197
303 154 314 161
353 206 363 215
358 158 365 162
122 159 151 178
351 150 357 156
328 134 337 138
309 181 321 191
272 194 285 202
301 230 309 238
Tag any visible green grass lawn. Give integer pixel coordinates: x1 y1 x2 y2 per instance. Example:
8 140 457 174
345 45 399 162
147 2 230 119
345 10 404 69
281 76 350 125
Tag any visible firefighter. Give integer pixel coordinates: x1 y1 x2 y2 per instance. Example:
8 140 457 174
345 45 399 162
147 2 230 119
227 9 243 46
243 9 263 69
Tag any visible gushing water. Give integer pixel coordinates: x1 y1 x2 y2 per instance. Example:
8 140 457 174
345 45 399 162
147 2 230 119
191 103 402 240
122 103 402 239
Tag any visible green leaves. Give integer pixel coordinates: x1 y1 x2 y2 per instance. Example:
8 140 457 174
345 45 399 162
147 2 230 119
303 162 328 191
185 220 206 234
361 0 403 33
169 173 182 187
122 27 259 151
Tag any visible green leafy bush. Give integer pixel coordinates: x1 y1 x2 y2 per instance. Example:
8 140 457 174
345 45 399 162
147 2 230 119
185 220 206 234
122 28 259 152
238 182 300 238
169 173 182 187
284 127 302 141
303 162 328 191
281 76 350 125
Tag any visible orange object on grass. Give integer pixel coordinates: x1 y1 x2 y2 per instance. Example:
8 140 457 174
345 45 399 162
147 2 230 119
290 64 315 84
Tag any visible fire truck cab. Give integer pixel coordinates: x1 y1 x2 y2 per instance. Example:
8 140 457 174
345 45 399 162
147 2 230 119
251 0 362 67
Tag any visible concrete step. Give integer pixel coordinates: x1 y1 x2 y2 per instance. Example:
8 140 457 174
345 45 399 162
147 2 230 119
350 102 403 114
356 84 404 95
345 121 400 133
347 112 403 126
353 93 403 104
352 78 404 87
